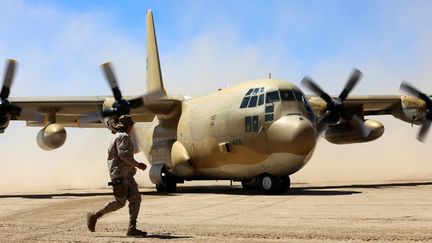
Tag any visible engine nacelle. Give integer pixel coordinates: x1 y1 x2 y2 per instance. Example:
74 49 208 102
324 119 384 144
101 97 117 131
392 96 425 125
37 124 67 151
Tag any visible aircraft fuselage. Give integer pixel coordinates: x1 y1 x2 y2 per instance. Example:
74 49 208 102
135 79 317 181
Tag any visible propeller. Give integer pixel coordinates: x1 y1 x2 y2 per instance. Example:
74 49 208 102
80 62 161 124
301 68 370 137
400 81 432 142
100 62 132 118
0 59 22 118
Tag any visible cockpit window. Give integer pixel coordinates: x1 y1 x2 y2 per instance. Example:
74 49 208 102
240 87 265 109
240 96 250 108
292 90 304 102
280 90 296 101
248 96 258 107
258 94 264 106
251 88 260 95
266 91 280 103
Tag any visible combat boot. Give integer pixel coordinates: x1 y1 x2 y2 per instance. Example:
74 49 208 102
87 211 102 232
126 220 147 237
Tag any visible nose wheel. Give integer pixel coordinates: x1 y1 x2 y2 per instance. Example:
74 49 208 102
259 174 291 194
156 171 177 193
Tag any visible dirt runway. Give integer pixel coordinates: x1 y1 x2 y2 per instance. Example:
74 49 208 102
0 180 431 242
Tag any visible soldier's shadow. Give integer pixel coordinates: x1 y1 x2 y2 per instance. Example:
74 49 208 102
145 234 192 240
96 234 192 240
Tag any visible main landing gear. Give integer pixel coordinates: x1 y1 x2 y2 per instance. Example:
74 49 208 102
259 174 291 194
242 174 291 195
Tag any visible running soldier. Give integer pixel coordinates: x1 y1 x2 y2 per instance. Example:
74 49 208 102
87 115 147 237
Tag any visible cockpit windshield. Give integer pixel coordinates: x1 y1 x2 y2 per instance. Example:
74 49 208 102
266 91 280 103
280 90 295 101
280 89 315 120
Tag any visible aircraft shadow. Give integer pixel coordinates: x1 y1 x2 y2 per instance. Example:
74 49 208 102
170 181 432 196
173 186 359 196
297 181 432 190
0 181 430 198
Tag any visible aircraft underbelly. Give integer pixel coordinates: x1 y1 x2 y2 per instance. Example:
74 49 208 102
190 152 311 180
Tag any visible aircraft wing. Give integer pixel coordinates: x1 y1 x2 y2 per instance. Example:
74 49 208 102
9 95 181 128
308 94 424 119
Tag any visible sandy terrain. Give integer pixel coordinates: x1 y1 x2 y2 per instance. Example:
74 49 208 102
0 180 431 242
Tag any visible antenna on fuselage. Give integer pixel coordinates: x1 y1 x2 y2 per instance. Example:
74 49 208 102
268 73 272 79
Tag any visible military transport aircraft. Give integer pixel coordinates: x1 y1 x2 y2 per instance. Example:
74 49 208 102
1 10 431 194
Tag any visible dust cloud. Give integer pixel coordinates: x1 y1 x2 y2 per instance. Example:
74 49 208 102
0 123 153 194
1 116 431 194
292 116 432 184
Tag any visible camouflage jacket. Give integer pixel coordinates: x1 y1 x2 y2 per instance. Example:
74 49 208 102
107 132 139 180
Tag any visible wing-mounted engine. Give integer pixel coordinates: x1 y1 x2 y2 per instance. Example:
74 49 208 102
391 95 425 125
399 82 432 142
302 68 371 138
324 119 384 144
36 123 67 151
100 97 117 131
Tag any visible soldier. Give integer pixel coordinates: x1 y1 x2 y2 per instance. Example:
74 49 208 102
87 115 148 237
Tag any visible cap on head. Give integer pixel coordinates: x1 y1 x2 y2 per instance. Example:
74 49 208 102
115 115 135 130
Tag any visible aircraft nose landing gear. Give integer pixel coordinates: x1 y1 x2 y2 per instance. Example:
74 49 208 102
258 174 291 195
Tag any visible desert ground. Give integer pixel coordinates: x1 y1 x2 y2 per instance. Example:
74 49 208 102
0 180 431 242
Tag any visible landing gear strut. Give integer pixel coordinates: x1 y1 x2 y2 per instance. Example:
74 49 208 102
258 174 291 195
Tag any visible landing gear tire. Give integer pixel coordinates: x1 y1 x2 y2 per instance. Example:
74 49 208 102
259 174 281 195
278 175 291 194
156 173 177 193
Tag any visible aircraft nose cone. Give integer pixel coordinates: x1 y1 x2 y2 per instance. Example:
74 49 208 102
266 115 316 155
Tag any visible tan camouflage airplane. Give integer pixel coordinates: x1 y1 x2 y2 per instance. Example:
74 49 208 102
1 10 430 194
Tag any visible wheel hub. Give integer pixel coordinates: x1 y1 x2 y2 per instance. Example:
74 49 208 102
262 176 273 190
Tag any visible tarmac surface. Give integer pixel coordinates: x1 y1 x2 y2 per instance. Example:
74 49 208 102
0 180 431 242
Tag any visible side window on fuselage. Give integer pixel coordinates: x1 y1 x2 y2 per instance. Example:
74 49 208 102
245 115 259 132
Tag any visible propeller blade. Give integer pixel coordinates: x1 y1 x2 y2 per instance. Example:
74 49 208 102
1 59 17 99
129 90 165 109
101 108 117 117
350 114 371 138
339 68 362 100
101 62 122 101
400 81 430 103
301 76 333 104
417 119 431 142
316 111 334 135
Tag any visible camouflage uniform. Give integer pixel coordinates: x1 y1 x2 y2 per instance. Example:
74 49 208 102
97 131 142 223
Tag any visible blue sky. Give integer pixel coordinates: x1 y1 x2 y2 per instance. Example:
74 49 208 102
1 0 432 95
0 0 432 191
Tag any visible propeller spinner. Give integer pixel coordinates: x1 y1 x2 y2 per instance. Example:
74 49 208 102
400 81 432 142
301 68 370 137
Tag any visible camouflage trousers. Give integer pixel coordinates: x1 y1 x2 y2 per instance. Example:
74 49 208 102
98 177 142 222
